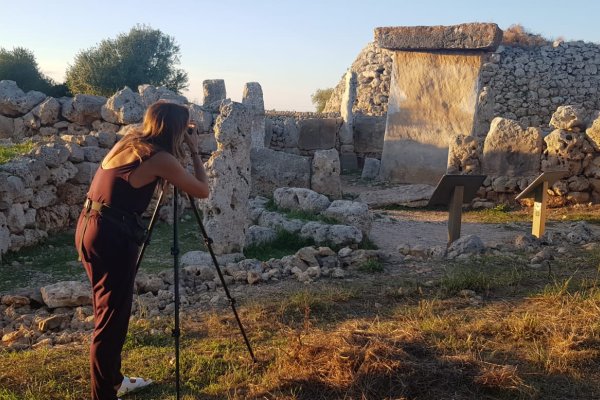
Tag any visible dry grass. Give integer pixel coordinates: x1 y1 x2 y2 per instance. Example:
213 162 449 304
502 24 551 48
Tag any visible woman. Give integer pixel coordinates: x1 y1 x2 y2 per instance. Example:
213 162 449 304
75 101 209 400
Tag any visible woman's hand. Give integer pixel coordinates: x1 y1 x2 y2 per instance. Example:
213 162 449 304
183 122 200 155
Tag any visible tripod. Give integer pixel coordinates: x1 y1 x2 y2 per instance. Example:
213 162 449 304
135 182 256 400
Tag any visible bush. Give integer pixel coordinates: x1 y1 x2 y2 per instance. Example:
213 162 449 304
65 24 188 96
311 88 334 113
502 24 551 48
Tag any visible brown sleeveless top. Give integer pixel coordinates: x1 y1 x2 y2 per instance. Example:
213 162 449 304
87 155 159 215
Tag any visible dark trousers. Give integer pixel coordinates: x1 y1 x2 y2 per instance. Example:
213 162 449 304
77 212 138 400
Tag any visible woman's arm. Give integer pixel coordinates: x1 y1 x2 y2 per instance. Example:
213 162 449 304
147 152 210 199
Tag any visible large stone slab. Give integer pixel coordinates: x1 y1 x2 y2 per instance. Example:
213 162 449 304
297 118 340 150
375 23 503 51
379 52 483 184
353 115 386 153
250 148 311 196
357 184 435 208
481 117 543 176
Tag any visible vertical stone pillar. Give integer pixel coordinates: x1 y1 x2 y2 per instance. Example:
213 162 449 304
201 100 252 254
374 23 502 184
339 70 358 171
203 79 226 107
242 82 266 148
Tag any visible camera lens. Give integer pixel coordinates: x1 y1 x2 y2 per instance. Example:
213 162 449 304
187 123 197 135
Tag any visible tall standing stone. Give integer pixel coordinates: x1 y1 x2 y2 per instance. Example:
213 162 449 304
242 82 266 148
201 100 252 254
339 71 358 171
376 23 502 184
311 149 342 199
203 80 226 107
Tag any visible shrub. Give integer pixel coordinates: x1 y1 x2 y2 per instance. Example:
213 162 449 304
502 24 551 48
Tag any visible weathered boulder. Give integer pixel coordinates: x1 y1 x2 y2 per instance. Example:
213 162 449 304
311 149 341 198
242 82 266 149
245 225 277 247
274 187 331 213
35 143 70 168
61 94 106 125
447 134 482 174
482 117 542 176
361 158 381 179
202 101 251 254
203 79 226 107
353 115 386 153
542 130 588 175
257 211 305 233
101 87 144 124
0 158 50 188
0 80 46 116
138 84 187 107
585 113 600 151
250 148 311 196
300 221 362 246
297 118 340 150
71 162 99 185
188 104 213 133
549 105 587 131
40 281 92 308
32 97 60 125
322 200 371 235
446 234 485 259
375 23 503 51
31 185 57 209
0 114 14 138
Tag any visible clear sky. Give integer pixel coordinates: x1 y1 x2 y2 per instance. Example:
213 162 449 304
1 0 599 111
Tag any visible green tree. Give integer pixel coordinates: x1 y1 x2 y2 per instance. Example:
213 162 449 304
311 88 334 113
65 25 188 96
0 47 68 96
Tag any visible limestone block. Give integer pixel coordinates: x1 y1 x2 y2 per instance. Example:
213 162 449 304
12 117 30 139
92 120 120 134
542 130 586 175
40 281 92 308
245 225 277 247
65 142 85 163
201 100 251 254
0 174 27 209
71 162 99 184
274 187 331 213
446 234 484 259
57 182 88 205
7 203 26 233
311 149 341 198
282 118 299 148
83 146 109 163
61 94 106 125
250 148 311 196
39 127 58 136
300 221 363 246
101 87 144 124
66 123 91 137
297 118 340 150
35 143 70 168
375 23 502 51
0 115 14 138
585 114 600 151
93 131 117 148
568 176 590 192
32 97 60 125
482 117 542 176
188 104 213 133
0 80 46 116
24 208 36 227
0 214 8 256
447 134 482 174
0 158 50 188
242 82 266 149
138 84 187 107
353 115 386 153
550 105 587 131
361 158 381 179
567 191 590 204
202 79 226 107
257 211 305 233
31 185 58 208
322 200 371 235
36 204 70 232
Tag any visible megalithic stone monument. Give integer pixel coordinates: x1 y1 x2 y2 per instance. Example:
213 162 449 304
376 23 503 184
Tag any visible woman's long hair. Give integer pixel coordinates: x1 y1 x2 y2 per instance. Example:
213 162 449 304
114 101 189 161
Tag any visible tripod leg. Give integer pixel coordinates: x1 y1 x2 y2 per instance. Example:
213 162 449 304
186 194 257 363
136 181 167 270
172 187 182 400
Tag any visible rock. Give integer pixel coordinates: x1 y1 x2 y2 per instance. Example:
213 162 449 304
0 114 14 138
1 294 30 307
257 211 305 233
0 80 46 116
585 113 600 151
201 101 252 254
297 118 340 150
180 251 243 267
300 221 362 246
446 235 485 259
361 158 381 179
38 314 70 332
35 143 70 168
101 87 144 124
138 84 187 107
247 271 262 285
357 184 434 208
40 281 92 308
242 82 266 149
274 187 331 213
245 225 277 247
542 130 586 175
31 185 58 208
482 117 543 176
83 146 109 162
564 221 595 244
71 162 99 185
550 105 587 131
295 246 320 268
251 148 311 196
61 94 106 125
32 97 61 125
321 200 371 234
202 79 226 107
447 134 482 174
188 104 213 134
0 158 50 188
311 149 342 198
375 23 503 51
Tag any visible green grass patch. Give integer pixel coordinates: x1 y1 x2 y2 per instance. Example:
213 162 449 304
464 204 530 224
244 229 315 261
358 259 384 273
0 141 35 164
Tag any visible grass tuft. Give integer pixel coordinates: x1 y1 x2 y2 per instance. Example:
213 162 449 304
0 141 35 164
244 229 315 261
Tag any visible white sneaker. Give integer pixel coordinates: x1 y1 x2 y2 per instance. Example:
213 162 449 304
117 376 153 396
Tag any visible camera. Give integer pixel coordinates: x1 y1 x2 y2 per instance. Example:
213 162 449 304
187 122 198 135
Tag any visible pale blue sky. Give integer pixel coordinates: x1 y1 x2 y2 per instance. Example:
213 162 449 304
1 0 599 111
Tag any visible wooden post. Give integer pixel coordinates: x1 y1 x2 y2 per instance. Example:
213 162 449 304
447 185 464 245
532 181 549 238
